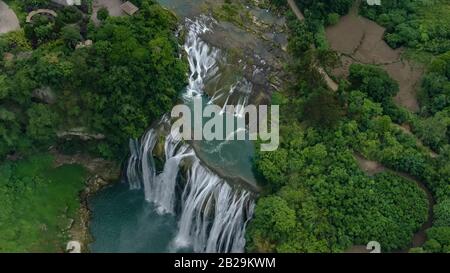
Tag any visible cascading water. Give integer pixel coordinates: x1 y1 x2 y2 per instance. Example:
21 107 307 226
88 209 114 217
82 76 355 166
151 134 191 215
124 16 256 253
173 159 254 253
184 16 219 99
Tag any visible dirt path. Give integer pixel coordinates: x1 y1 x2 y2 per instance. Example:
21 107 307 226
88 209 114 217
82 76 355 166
0 1 20 34
395 123 438 158
287 0 338 92
325 0 423 112
287 0 304 20
353 153 435 251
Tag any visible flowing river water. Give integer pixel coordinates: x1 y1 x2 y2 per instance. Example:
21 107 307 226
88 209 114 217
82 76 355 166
90 2 286 253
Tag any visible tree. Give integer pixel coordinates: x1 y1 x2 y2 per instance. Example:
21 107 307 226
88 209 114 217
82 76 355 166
326 13 340 26
349 64 399 103
255 148 289 188
23 0 50 8
246 196 297 252
61 25 82 49
0 108 20 158
0 75 10 99
97 7 109 22
302 88 344 128
413 112 450 151
425 227 450 253
26 104 59 143
59 6 83 24
434 198 450 227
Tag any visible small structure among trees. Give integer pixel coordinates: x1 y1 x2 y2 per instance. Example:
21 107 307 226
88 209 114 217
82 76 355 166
26 9 58 23
120 1 139 16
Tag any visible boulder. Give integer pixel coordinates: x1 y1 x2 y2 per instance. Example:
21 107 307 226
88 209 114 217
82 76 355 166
32 86 56 104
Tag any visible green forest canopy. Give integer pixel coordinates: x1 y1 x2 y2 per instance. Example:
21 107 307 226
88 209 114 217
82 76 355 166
0 0 187 160
246 0 450 253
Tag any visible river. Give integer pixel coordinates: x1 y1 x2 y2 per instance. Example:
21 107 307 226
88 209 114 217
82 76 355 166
89 1 286 253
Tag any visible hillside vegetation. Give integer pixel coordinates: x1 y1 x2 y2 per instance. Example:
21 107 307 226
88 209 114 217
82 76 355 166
247 0 449 253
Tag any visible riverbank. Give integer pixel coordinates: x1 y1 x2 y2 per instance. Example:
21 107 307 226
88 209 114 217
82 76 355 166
0 154 90 252
51 149 121 252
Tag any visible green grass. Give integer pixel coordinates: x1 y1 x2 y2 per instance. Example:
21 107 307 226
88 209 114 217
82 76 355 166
0 154 87 252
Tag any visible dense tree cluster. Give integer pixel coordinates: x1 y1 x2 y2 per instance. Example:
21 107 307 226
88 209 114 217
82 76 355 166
360 0 450 54
295 0 354 19
0 0 187 159
411 52 450 151
247 0 449 253
249 119 429 252
0 0 186 252
358 7 450 253
348 64 399 103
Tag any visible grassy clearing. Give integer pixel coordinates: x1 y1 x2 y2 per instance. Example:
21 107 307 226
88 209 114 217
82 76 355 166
0 154 87 252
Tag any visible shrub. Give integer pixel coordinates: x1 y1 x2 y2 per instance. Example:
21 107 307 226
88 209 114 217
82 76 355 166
97 7 109 21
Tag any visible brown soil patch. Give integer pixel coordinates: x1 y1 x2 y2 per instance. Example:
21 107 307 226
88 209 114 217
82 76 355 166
345 245 371 253
91 0 125 25
385 62 423 112
325 2 423 112
354 153 385 175
325 7 366 55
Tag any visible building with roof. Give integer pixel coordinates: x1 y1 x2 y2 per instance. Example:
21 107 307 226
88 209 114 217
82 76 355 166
120 1 139 16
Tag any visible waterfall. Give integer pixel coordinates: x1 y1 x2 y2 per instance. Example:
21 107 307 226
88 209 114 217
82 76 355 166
184 16 220 99
124 16 256 253
140 129 158 200
126 129 255 253
152 134 192 215
173 159 254 253
127 138 141 190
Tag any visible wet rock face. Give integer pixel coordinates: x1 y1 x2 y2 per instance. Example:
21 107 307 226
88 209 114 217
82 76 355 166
85 175 110 195
188 1 288 105
57 127 106 141
32 87 56 104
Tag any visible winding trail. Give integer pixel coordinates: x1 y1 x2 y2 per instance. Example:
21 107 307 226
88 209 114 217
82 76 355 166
287 0 435 251
287 0 339 92
394 124 438 158
354 153 435 251
287 0 304 20
0 1 20 34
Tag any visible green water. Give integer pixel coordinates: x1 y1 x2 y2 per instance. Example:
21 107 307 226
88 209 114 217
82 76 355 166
89 0 272 252
157 0 210 17
184 95 258 191
89 183 179 253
